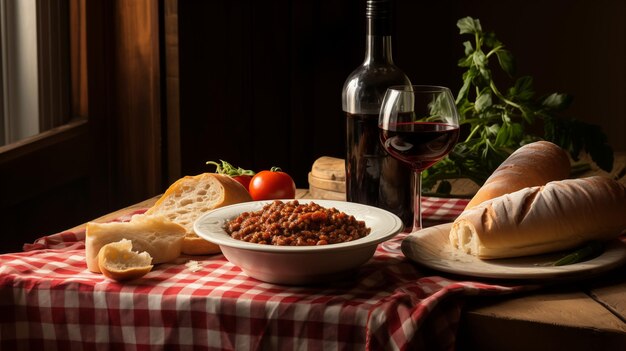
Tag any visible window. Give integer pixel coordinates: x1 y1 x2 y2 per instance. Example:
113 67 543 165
0 0 71 146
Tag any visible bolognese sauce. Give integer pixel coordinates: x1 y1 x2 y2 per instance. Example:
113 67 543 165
224 200 370 246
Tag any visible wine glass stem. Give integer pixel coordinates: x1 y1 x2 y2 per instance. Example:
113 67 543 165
413 169 422 232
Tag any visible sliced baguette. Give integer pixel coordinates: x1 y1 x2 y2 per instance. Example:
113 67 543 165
145 173 252 255
98 239 154 281
450 176 626 259
465 141 570 209
85 214 186 273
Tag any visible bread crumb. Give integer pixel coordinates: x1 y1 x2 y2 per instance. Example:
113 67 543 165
185 260 203 272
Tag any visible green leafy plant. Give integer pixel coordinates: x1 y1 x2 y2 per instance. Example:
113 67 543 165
422 16 614 194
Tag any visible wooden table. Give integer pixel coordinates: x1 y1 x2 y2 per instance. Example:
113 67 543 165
457 275 626 350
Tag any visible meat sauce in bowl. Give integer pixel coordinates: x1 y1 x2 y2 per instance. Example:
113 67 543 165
224 200 371 246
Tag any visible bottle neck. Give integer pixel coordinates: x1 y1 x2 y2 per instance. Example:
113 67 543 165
364 3 394 65
364 35 394 65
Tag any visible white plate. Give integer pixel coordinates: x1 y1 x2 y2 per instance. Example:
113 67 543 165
402 222 626 281
194 199 404 284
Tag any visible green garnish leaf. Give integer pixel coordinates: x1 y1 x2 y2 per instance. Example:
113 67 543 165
509 76 534 101
541 93 573 111
474 92 492 112
206 160 255 177
495 49 515 76
457 16 482 35
553 242 604 266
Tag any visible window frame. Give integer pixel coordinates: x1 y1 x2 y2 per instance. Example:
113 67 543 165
0 0 165 253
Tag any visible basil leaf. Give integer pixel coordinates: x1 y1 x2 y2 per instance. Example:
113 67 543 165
509 76 534 101
457 17 482 35
494 122 509 146
463 41 474 56
541 93 572 111
474 92 492 112
483 32 501 49
486 124 499 136
554 242 604 266
458 55 473 68
472 50 487 67
496 49 515 76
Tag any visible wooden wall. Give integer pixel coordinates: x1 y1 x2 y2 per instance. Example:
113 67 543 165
176 0 362 187
175 0 626 188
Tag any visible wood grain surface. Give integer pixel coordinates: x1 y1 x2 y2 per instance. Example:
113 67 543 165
310 156 345 181
308 172 345 192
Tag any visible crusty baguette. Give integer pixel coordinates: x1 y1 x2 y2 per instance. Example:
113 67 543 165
450 176 626 259
145 173 252 255
465 141 570 209
86 215 186 273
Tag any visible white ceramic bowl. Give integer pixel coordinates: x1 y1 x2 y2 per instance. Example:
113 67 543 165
193 199 404 285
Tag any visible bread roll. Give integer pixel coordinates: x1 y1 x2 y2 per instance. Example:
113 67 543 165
86 215 186 273
145 173 252 255
450 176 626 259
465 141 570 209
98 239 154 281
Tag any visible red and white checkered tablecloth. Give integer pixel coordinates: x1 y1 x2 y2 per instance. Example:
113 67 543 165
1 197 530 350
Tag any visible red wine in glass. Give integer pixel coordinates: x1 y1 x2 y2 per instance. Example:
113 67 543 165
380 122 460 171
378 85 461 232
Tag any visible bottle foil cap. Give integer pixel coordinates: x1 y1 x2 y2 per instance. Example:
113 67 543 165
366 0 393 36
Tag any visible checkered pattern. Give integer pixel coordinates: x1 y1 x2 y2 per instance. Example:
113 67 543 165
421 197 469 223
1 197 530 350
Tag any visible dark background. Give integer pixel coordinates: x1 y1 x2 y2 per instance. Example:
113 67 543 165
176 0 625 188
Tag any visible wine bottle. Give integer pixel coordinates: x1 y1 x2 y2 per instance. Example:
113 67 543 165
342 0 413 228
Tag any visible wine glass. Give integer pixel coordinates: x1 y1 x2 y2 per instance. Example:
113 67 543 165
379 85 460 232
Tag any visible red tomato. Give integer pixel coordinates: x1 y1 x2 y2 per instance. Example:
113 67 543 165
249 167 296 200
233 175 252 190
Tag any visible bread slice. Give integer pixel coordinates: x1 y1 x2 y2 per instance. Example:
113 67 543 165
86 214 186 273
145 173 252 255
450 176 626 259
98 239 153 281
465 141 570 209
